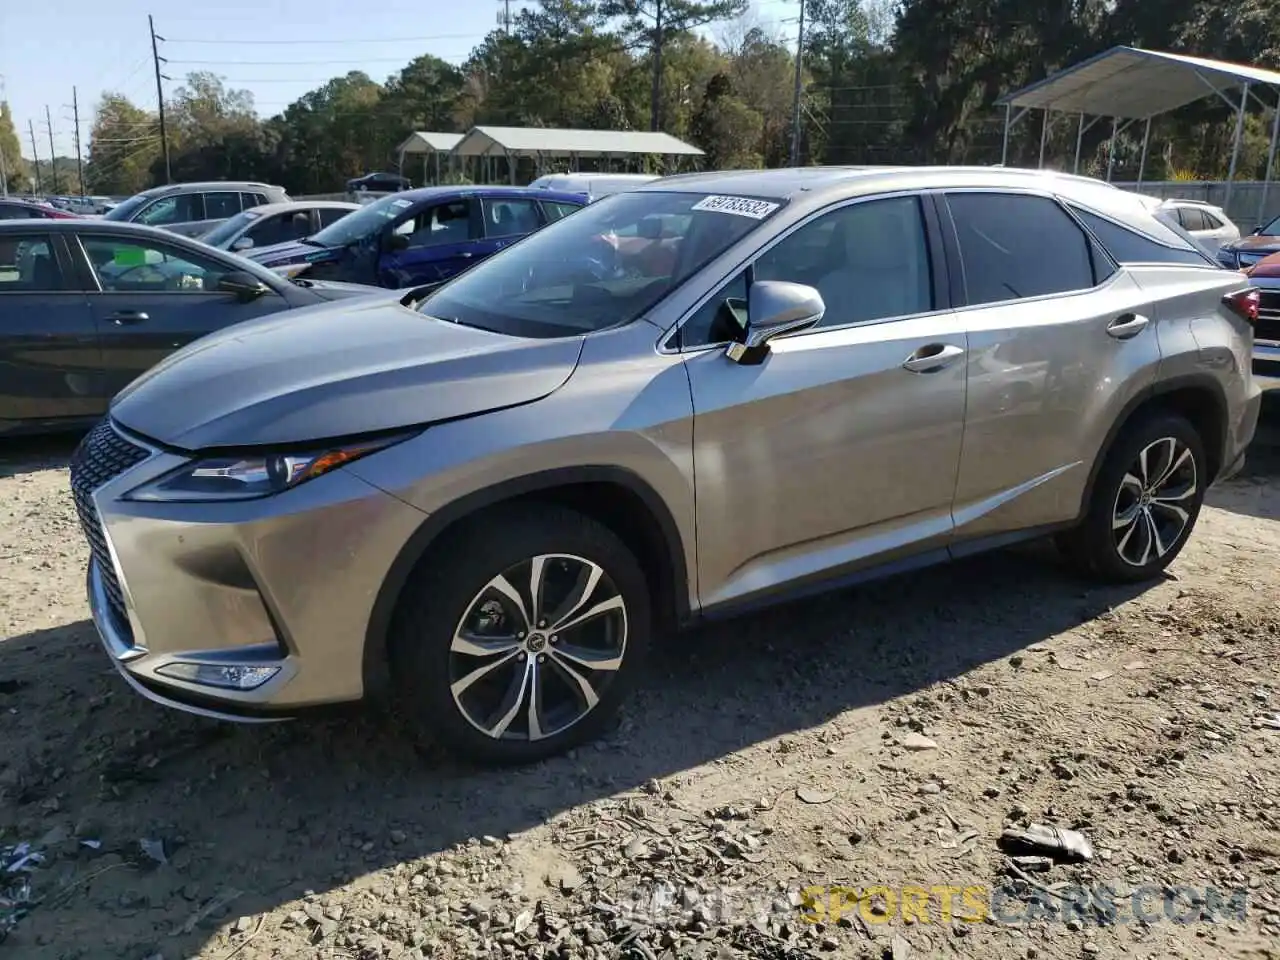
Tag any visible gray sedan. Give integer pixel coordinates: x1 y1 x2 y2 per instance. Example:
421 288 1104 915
197 201 361 253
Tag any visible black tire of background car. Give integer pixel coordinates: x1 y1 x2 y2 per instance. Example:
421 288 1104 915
1057 411 1207 583
388 503 652 765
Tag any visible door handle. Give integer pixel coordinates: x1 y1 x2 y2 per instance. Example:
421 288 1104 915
902 343 965 373
1106 313 1149 339
458 251 474 258
107 311 149 325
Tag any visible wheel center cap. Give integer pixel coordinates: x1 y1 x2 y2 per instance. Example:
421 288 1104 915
526 633 547 653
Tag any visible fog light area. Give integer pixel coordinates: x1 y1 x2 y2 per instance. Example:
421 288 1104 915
154 662 281 690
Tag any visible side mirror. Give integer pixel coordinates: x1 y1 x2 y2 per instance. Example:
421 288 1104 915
726 280 825 365
231 235 254 252
383 232 410 252
216 270 270 302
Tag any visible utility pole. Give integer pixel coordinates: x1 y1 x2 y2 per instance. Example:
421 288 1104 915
788 0 807 166
28 120 42 195
45 105 57 194
149 14 172 184
497 0 511 34
649 0 664 132
0 74 7 197
72 86 85 197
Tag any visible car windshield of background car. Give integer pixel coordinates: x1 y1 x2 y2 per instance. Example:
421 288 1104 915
418 191 785 338
309 194 414 248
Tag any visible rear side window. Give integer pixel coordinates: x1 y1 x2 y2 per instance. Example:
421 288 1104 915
945 193 1097 305
1179 208 1207 231
1070 207 1214 266
1201 210 1225 229
203 192 242 220
241 192 268 209
541 200 582 222
317 207 351 228
0 236 69 292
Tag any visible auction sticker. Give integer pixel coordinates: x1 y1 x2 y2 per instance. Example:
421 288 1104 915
690 195 780 219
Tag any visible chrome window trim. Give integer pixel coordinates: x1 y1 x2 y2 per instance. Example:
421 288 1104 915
658 184 1125 355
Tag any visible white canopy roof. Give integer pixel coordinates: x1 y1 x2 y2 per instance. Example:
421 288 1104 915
998 46 1280 119
395 132 465 155
452 125 704 159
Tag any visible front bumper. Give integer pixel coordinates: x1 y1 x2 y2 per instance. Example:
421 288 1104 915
76 421 427 720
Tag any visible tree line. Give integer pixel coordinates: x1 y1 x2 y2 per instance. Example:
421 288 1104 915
2 0 1277 198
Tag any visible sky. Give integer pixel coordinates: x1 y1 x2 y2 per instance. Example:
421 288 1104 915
1 0 796 166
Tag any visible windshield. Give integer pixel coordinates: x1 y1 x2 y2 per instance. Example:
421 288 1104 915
309 193 411 247
199 209 261 247
1261 215 1280 237
102 193 151 221
418 190 784 338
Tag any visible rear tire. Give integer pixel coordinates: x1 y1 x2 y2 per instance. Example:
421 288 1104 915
1058 412 1206 583
389 504 651 765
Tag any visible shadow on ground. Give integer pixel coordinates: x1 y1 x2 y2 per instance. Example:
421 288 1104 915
1205 388 1280 521
0 540 1156 956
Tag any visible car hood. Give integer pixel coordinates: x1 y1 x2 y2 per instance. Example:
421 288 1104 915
293 277 382 300
1248 251 1280 279
247 239 335 266
1225 235 1280 253
109 297 585 450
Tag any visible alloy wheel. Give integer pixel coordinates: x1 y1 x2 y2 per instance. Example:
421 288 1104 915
1111 436 1198 567
448 553 628 742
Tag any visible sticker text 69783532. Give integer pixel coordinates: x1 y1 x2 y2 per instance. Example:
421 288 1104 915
690 195 781 220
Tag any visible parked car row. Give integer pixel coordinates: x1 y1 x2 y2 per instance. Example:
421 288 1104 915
63 165 1262 766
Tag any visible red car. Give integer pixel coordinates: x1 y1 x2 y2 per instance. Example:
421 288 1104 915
1245 251 1280 371
0 199 79 265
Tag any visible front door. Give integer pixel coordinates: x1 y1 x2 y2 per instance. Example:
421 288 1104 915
0 232 101 425
78 233 291 395
683 194 968 611
378 198 481 287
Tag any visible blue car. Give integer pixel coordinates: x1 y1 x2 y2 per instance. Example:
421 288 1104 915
246 186 587 288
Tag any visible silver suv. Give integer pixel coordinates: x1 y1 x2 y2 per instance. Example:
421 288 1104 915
70 166 1261 764
101 181 290 238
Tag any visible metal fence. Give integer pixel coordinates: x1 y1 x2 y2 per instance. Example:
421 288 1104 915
1112 181 1280 231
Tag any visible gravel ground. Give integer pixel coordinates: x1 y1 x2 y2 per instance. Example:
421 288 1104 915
3 399 1280 960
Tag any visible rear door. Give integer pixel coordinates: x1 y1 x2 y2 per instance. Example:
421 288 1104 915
131 192 204 235
0 231 102 424
180 190 243 238
378 197 480 287
74 231 292 394
940 190 1162 541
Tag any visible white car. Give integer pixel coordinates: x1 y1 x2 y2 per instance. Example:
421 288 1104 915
1136 197 1240 254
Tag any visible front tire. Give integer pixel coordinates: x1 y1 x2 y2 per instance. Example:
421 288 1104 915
1058 412 1207 583
389 504 651 765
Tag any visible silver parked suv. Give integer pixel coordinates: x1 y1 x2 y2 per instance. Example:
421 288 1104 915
70 166 1261 764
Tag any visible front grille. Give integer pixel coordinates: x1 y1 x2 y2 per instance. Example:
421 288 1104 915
69 419 150 637
1257 291 1280 343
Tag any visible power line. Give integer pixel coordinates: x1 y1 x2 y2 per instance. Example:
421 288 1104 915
162 32 486 45
167 56 469 66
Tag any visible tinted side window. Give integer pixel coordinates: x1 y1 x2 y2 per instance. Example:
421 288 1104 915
0 204 34 220
394 201 473 248
946 193 1094 305
681 270 749 348
135 193 201 226
203 192 242 220
1201 210 1224 229
482 198 542 237
245 213 294 248
1070 207 1214 266
82 237 231 293
0 237 69 292
754 196 932 327
541 201 582 222
317 207 351 228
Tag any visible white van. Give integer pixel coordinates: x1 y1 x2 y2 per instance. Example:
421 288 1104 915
528 173 660 202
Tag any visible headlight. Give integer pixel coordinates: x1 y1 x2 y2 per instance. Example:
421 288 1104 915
123 433 416 502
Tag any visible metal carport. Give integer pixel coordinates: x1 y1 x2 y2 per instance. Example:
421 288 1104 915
996 46 1280 222
449 126 705 184
395 132 465 184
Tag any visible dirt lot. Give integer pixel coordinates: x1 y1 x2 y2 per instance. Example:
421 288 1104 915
3 400 1280 960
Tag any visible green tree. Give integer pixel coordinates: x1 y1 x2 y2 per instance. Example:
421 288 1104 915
0 102 22 193
86 94 160 195
602 0 748 129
